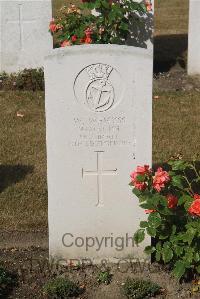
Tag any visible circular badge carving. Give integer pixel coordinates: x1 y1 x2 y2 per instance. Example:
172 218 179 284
74 63 123 113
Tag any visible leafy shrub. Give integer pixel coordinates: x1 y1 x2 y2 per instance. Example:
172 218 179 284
0 68 44 91
50 0 152 47
0 267 15 298
43 277 84 298
130 160 200 280
122 277 161 299
97 269 112 285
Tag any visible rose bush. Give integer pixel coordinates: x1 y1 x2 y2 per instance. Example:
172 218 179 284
49 0 152 47
130 160 200 280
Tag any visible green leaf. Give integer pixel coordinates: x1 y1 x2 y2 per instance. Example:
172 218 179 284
172 176 184 189
162 245 173 263
136 174 145 182
146 226 156 237
155 251 161 261
156 241 162 251
174 246 183 257
172 261 186 280
178 195 192 206
194 252 200 262
169 160 191 171
196 265 200 274
144 246 156 255
184 198 194 210
140 202 155 210
132 188 141 197
140 221 148 228
134 229 145 245
148 212 162 228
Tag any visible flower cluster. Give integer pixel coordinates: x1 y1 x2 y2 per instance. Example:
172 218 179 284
130 160 200 280
130 165 150 190
130 163 200 217
49 1 150 47
188 194 200 216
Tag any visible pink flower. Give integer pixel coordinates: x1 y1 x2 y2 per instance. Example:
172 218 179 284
153 167 170 192
166 194 178 209
136 165 150 175
84 27 93 37
145 209 156 214
61 40 71 47
130 165 150 191
49 18 57 33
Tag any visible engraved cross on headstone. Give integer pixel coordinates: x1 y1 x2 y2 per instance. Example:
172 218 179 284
82 151 118 207
6 4 37 50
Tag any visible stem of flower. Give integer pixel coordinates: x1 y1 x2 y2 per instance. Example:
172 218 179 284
183 172 194 196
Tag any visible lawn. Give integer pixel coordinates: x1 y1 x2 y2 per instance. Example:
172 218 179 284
0 90 199 230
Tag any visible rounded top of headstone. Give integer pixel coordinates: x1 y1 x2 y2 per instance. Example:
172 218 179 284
45 44 152 61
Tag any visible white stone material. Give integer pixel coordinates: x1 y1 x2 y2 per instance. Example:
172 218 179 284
45 45 152 262
0 0 52 73
188 0 200 75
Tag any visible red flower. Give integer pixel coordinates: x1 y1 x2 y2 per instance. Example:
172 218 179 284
188 196 200 217
188 194 200 216
194 194 200 200
167 194 178 209
84 36 92 44
130 165 150 191
49 19 57 33
71 35 78 42
61 40 71 47
153 167 170 192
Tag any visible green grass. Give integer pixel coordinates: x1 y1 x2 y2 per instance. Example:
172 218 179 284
153 91 200 162
0 90 199 230
0 91 47 230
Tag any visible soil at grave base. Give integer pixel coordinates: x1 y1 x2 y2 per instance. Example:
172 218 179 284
153 66 200 93
0 243 199 299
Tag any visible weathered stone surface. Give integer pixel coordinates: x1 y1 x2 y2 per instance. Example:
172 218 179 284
45 45 152 262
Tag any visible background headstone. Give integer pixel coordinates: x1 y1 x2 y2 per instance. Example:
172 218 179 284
127 0 154 49
45 45 152 262
0 0 52 73
188 0 200 75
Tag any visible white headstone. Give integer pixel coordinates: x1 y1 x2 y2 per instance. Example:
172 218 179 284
0 0 52 73
188 0 200 75
45 45 152 263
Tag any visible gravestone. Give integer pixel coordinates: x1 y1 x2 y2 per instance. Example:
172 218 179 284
45 44 153 262
188 0 200 75
0 0 52 73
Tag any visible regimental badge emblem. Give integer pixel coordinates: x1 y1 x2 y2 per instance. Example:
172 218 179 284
74 63 123 113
